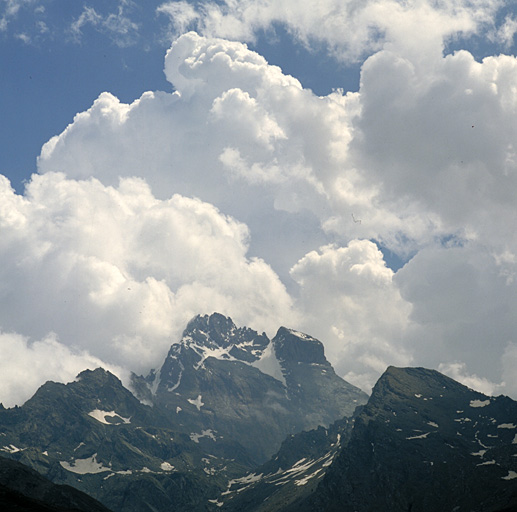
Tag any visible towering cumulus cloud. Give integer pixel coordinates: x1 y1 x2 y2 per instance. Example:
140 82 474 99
2 0 517 405
0 172 294 405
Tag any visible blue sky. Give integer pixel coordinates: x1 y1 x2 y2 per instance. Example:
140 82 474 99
2 0 517 406
1 1 358 192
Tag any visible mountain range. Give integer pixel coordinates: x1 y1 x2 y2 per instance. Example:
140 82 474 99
0 313 516 511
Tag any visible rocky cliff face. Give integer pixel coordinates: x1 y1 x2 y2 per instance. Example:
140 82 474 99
218 416 355 512
134 313 368 463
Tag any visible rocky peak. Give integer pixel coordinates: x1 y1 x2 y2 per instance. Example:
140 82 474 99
184 313 236 348
364 366 490 425
170 313 270 365
272 327 328 366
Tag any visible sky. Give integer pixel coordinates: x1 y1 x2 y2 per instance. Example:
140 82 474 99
1 0 517 407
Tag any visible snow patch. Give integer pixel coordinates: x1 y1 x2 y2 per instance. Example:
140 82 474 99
470 399 490 408
88 409 131 425
1 445 22 454
427 421 439 428
190 429 216 443
167 363 183 392
60 454 111 474
477 460 496 466
471 450 487 457
295 467 324 486
187 395 204 410
161 462 174 471
502 471 517 480
406 432 430 440
251 341 286 386
287 329 315 341
497 423 516 429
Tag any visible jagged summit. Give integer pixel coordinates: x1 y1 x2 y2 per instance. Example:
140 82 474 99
272 327 328 365
175 313 270 365
132 312 368 463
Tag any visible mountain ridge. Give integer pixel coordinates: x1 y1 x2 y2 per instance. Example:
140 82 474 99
0 313 367 512
132 312 368 463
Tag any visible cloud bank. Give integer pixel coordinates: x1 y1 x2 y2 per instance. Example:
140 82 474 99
2 0 517 404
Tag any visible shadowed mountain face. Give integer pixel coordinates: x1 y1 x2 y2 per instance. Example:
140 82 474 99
0 313 367 512
0 455 112 512
296 367 517 512
135 313 368 464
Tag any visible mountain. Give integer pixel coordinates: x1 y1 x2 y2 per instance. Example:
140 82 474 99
291 366 517 511
217 416 356 511
0 313 366 512
6 312 511 512
132 313 368 463
0 368 246 512
0 455 112 512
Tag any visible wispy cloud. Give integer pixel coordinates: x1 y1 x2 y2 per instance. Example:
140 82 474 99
0 0 39 32
69 3 140 47
157 0 505 62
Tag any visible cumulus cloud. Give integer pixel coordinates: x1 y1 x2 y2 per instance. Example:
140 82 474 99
0 172 295 384
0 330 124 408
291 240 413 391
3 1 517 404
157 0 500 62
34 24 517 400
437 362 501 397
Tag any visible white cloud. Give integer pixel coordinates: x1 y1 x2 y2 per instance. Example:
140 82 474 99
501 342 517 397
33 26 517 401
69 3 139 47
3 0 517 405
0 172 295 388
489 14 517 49
157 1 200 35
0 330 124 408
438 362 501 397
290 240 412 392
0 0 38 31
157 0 501 62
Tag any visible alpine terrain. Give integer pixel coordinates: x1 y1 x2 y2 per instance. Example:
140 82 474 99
0 313 367 512
1 315 515 511
219 366 517 512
